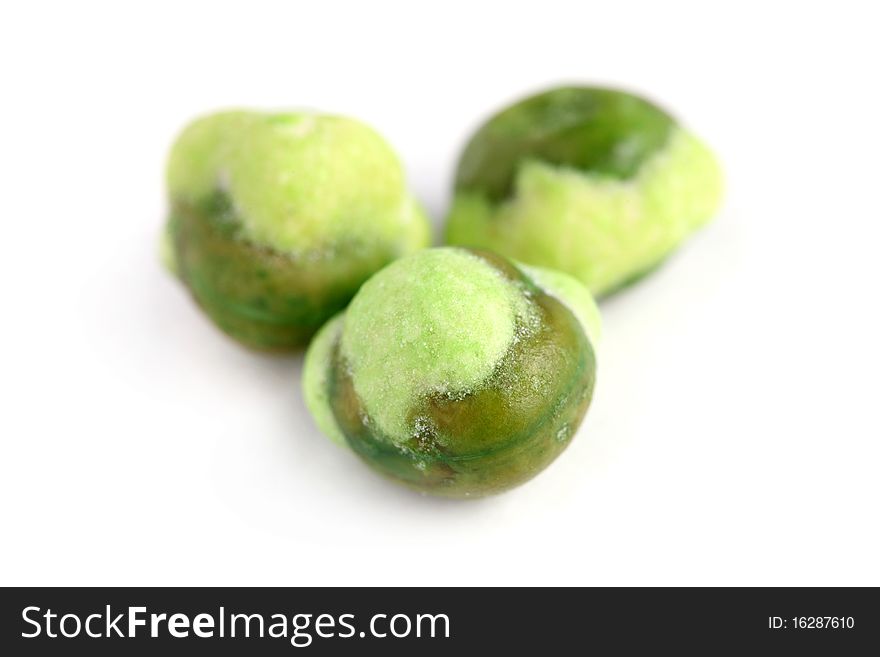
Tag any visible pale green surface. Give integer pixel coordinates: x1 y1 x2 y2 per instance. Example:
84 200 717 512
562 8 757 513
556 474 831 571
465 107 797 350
340 248 533 442
166 110 426 256
446 129 723 297
397 196 433 254
159 223 178 275
519 263 602 345
302 313 347 445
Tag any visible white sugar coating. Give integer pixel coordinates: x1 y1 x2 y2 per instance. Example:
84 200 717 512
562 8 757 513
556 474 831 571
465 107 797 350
302 313 347 446
518 263 602 346
166 110 429 256
340 248 532 442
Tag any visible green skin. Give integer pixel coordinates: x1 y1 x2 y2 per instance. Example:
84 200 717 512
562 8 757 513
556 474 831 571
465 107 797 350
303 247 600 498
164 111 430 350
445 86 723 298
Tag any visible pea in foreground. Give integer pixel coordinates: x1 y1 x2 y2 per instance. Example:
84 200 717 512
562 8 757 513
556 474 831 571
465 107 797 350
163 110 430 350
446 86 723 298
303 247 600 497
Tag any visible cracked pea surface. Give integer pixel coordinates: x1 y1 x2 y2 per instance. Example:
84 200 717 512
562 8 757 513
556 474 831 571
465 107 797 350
303 247 599 497
445 86 723 297
164 110 430 349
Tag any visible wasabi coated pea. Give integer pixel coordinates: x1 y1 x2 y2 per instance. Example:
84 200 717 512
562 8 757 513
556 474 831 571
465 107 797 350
163 110 430 349
303 247 600 498
445 86 723 297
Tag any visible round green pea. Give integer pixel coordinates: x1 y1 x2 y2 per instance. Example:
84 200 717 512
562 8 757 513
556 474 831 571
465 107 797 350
445 86 723 297
163 110 430 350
303 247 600 498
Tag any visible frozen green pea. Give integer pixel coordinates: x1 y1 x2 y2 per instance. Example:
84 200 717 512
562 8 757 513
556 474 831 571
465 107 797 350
163 110 430 349
445 86 723 297
303 247 600 498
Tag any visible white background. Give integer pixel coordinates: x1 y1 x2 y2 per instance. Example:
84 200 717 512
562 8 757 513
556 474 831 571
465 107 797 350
2 1 878 586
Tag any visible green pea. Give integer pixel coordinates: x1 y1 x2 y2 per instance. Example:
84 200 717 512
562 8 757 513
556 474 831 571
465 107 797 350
163 110 430 349
303 247 600 498
446 86 723 298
